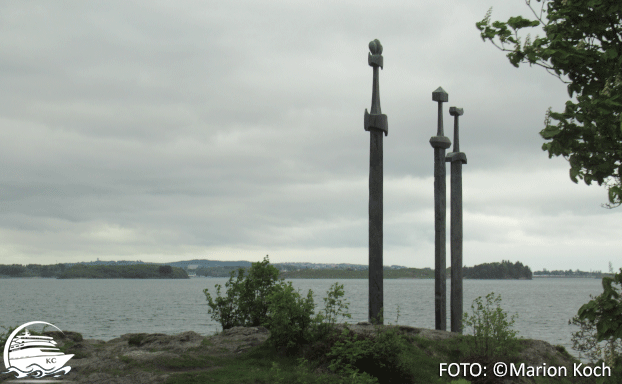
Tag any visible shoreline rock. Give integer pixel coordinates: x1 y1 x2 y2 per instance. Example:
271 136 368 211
0 324 586 384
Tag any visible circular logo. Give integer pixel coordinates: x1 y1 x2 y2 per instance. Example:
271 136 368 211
3 321 73 379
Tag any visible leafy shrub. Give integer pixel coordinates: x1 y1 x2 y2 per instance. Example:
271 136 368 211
313 283 352 338
569 306 622 364
203 255 280 329
461 293 519 359
578 269 622 346
327 328 412 383
265 281 354 354
204 255 353 350
321 283 352 327
264 281 317 353
574 270 622 380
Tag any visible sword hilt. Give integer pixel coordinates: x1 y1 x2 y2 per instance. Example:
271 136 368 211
364 39 388 136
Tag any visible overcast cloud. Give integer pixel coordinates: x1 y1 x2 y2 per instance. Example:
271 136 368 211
1 0 619 271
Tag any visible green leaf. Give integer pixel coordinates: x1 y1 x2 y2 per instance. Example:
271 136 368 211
603 48 618 61
569 166 581 183
506 16 539 30
540 125 560 139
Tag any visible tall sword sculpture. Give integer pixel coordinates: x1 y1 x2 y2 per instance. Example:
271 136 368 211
364 39 388 324
429 87 450 331
446 107 466 333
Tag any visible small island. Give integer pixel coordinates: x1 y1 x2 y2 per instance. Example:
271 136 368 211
461 260 532 280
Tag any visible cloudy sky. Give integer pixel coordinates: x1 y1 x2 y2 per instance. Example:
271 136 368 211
1 0 618 272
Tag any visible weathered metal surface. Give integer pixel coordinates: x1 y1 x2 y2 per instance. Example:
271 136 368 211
446 106 466 334
429 86 450 331
364 39 387 324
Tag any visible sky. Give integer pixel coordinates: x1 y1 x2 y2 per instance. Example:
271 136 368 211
1 0 619 272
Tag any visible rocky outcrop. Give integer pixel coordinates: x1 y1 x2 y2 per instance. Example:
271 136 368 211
334 322 461 341
0 327 270 384
0 324 587 384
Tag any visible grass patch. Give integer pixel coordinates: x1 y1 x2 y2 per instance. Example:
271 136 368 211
164 343 276 384
160 328 475 384
153 353 219 371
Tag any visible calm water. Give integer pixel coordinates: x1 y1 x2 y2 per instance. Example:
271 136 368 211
0 278 603 358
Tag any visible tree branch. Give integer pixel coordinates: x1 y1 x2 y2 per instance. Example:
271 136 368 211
525 0 549 26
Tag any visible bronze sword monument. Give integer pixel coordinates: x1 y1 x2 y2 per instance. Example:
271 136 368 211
446 107 466 333
364 39 388 324
429 87 450 331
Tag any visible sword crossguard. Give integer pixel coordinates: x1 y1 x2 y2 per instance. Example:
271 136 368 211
445 152 467 164
449 107 463 117
364 109 388 136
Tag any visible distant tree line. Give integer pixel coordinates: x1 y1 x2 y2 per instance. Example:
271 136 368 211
533 269 605 277
1 261 532 280
462 260 532 280
58 264 188 279
193 266 245 277
0 263 187 279
278 267 435 279
0 263 67 278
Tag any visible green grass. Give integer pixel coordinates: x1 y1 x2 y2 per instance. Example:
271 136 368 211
162 343 339 384
156 330 471 384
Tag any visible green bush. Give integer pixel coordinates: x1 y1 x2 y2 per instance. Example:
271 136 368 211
203 256 353 350
203 255 280 329
327 328 412 383
569 307 622 364
461 293 519 359
574 270 622 380
313 283 352 338
265 280 356 354
578 269 622 345
321 283 352 327
264 281 317 353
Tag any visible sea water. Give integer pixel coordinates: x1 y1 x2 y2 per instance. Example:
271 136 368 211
0 277 603 358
